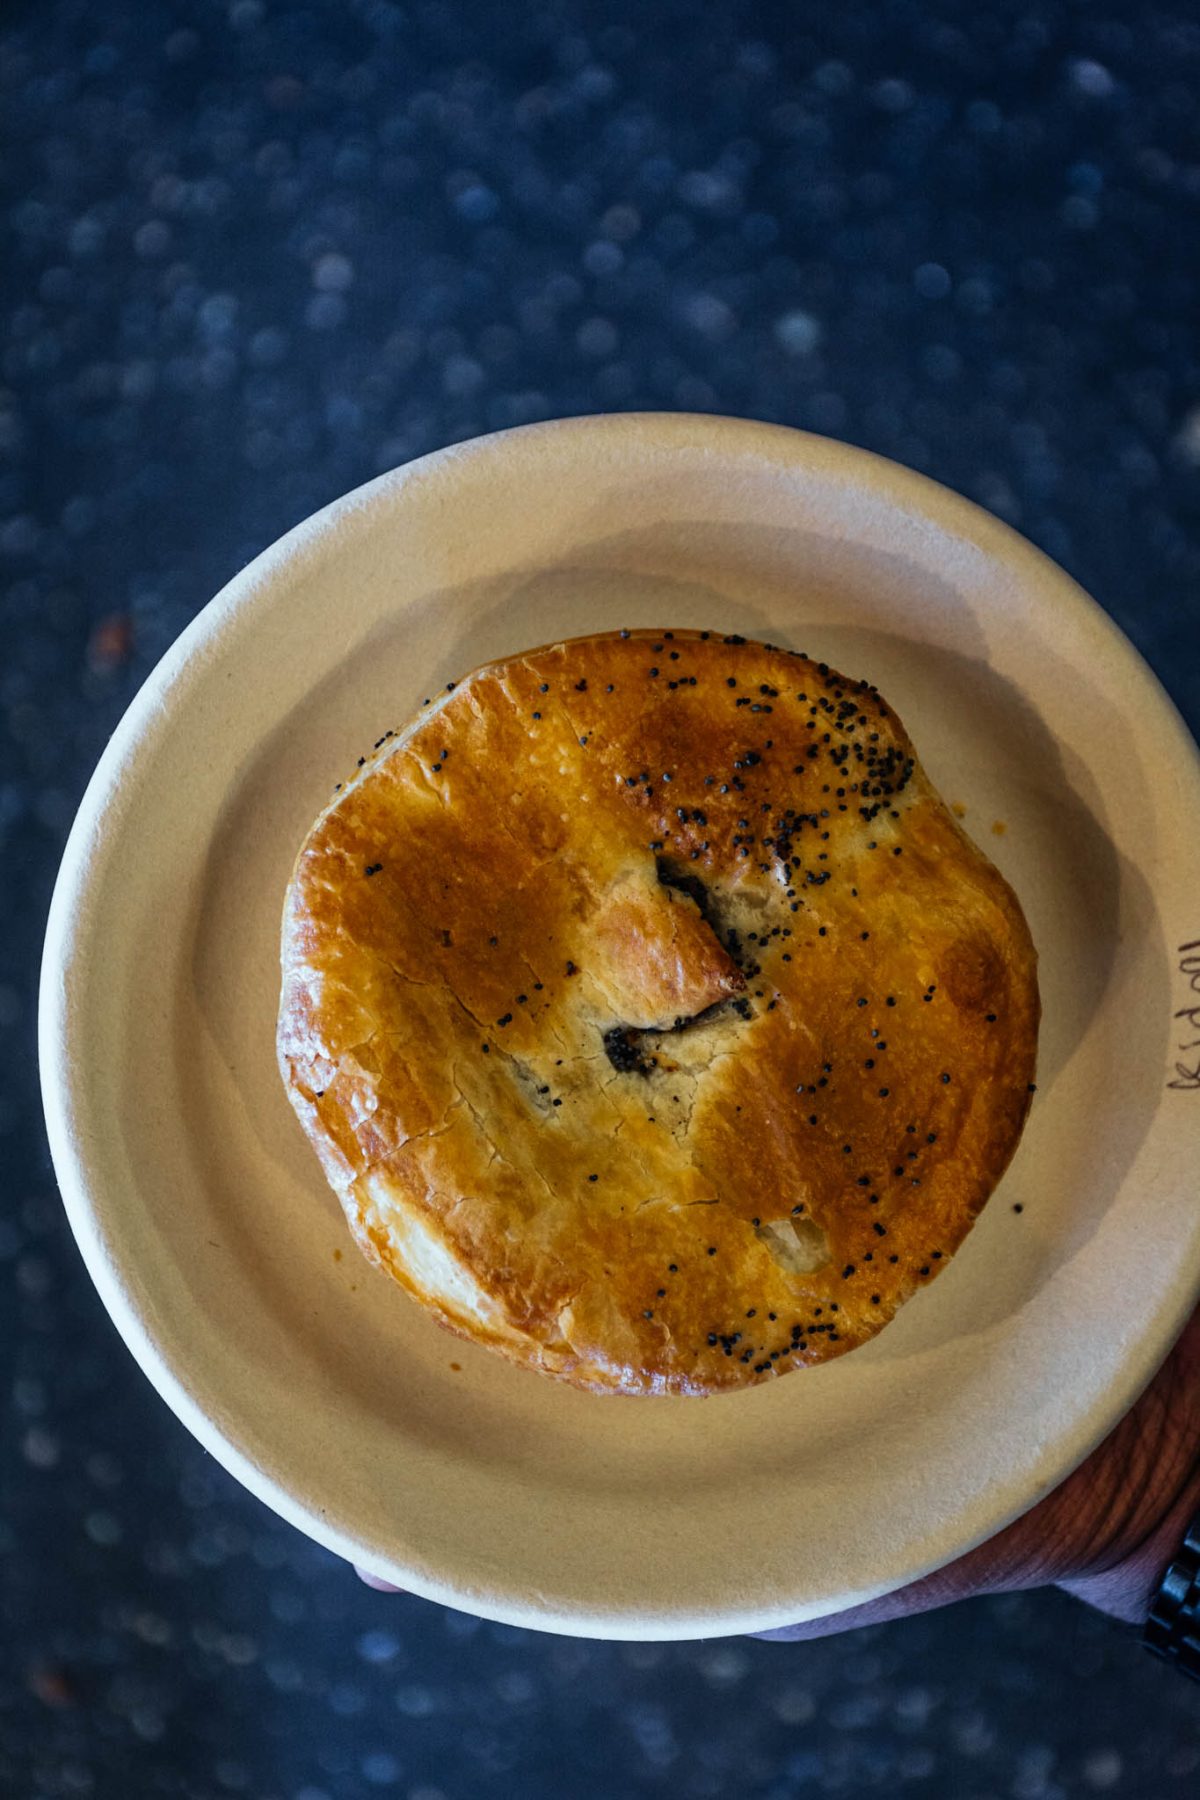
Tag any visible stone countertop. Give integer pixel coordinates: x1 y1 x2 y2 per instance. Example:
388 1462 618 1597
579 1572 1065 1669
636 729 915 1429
2 3 1199 1797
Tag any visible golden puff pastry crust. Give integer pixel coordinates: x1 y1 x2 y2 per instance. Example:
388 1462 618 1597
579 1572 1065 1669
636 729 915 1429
278 629 1039 1395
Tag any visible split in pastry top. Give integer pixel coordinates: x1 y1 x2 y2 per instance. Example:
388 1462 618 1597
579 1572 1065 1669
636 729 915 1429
278 628 1039 1395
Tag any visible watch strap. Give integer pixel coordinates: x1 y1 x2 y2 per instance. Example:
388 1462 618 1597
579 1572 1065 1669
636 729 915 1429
1143 1511 1200 1680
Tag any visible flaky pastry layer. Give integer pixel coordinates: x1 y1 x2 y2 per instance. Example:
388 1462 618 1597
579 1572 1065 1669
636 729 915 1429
278 630 1039 1394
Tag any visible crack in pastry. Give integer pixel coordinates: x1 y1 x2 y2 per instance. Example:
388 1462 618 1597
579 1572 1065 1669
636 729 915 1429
278 629 1039 1394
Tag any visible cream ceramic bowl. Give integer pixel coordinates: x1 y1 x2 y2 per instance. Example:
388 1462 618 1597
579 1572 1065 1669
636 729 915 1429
40 414 1200 1639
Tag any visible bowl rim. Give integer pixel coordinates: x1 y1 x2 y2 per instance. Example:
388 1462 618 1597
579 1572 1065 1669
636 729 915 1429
39 412 1200 1637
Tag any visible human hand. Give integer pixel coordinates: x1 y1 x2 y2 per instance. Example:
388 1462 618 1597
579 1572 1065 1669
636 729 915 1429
753 1302 1200 1642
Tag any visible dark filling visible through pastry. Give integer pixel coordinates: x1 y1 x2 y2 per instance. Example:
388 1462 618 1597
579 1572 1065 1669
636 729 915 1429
602 861 755 1075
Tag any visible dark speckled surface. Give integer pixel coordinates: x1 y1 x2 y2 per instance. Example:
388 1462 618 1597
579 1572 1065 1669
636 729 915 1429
4 2 1200 1796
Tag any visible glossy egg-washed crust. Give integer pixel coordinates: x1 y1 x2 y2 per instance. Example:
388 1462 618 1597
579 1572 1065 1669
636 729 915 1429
278 630 1039 1395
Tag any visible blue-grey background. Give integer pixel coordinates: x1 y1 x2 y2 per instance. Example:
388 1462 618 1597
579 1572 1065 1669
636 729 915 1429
3 2 1200 1796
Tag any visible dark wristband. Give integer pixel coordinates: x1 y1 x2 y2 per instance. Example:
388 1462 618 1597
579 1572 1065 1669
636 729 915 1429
1143 1510 1200 1680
